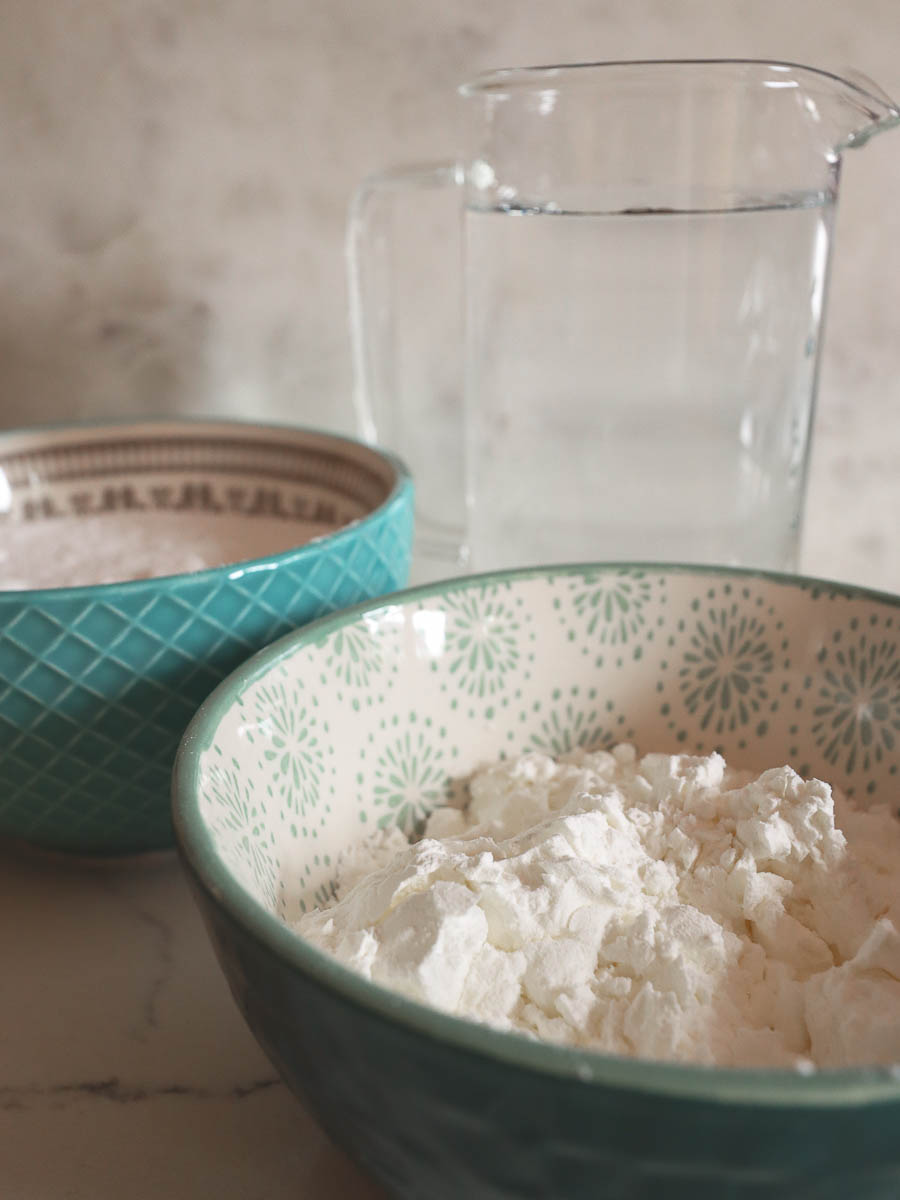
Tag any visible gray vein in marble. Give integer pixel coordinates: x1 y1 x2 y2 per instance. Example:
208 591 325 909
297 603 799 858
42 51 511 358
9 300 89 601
98 879 176 1043
0 1076 282 1112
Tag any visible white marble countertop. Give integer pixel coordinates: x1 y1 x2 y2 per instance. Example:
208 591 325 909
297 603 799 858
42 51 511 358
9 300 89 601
0 845 385 1199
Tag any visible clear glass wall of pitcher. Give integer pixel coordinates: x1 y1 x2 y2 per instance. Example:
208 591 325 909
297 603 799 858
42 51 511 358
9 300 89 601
348 60 899 581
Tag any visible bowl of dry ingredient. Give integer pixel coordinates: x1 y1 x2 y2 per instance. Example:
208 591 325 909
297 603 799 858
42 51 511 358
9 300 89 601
0 417 412 856
173 563 900 1200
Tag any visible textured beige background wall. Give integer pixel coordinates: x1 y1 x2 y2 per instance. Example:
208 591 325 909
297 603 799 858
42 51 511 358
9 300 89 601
0 1 897 586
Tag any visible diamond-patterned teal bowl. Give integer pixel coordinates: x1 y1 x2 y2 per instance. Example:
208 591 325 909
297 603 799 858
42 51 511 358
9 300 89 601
174 565 900 1199
0 419 413 856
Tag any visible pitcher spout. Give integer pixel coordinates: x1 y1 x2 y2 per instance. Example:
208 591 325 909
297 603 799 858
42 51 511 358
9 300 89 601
798 64 900 153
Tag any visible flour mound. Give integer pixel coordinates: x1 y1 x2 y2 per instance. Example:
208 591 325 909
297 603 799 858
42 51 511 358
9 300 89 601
295 746 900 1069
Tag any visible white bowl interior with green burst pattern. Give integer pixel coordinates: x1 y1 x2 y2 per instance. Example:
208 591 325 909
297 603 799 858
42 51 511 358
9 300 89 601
179 565 900 923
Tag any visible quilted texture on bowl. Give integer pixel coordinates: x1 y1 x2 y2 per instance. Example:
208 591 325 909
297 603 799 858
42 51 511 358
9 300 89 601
0 419 413 855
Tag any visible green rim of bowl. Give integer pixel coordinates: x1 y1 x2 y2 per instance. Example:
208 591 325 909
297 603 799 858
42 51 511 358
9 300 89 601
0 415 412 603
173 561 900 1109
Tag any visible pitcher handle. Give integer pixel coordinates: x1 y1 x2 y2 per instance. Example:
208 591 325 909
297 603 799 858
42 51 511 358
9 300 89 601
346 161 467 578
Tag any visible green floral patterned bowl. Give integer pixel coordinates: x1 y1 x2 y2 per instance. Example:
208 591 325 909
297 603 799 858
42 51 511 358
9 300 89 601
0 418 412 856
173 565 900 1199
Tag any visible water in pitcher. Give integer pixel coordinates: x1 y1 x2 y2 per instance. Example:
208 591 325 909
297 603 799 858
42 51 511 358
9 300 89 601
464 194 835 571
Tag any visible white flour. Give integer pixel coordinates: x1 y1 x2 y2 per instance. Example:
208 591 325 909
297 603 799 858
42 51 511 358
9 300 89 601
0 513 317 588
295 745 900 1069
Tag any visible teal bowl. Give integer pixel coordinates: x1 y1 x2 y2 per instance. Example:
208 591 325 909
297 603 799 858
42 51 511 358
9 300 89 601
0 418 413 856
173 564 900 1199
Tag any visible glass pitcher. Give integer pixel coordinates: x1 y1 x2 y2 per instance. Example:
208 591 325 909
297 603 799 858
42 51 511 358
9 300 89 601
348 60 899 581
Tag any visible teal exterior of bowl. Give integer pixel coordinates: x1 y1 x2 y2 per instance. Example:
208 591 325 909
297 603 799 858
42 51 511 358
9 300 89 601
0 426 413 856
174 564 900 1199
184 870 900 1200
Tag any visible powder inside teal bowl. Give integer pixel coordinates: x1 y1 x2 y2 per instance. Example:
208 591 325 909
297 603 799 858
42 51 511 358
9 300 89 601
0 509 350 588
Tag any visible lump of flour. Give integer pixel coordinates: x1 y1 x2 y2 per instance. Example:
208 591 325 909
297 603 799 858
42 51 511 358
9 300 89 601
293 746 900 1069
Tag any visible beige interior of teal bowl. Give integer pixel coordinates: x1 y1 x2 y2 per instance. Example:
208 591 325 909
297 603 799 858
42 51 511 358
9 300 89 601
0 420 397 588
194 568 900 919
